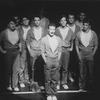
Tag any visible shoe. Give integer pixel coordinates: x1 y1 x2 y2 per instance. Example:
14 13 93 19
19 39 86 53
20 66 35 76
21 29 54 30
7 86 12 91
69 77 74 82
79 89 87 92
47 95 52 100
14 87 19 91
40 86 44 90
20 83 25 88
52 95 57 100
62 84 69 89
57 85 60 90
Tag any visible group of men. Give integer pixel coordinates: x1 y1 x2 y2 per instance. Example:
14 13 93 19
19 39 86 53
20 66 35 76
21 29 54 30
0 12 98 100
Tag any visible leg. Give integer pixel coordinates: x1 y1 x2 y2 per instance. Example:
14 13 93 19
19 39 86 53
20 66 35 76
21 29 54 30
5 51 12 89
12 52 20 91
79 58 87 90
61 51 70 86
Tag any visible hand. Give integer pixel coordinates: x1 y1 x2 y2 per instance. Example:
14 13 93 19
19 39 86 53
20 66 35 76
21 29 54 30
1 50 6 54
78 54 82 62
44 59 47 63
68 48 73 51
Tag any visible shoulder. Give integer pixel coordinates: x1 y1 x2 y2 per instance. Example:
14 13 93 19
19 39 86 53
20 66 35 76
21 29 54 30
91 30 98 37
41 35 47 42
76 31 82 37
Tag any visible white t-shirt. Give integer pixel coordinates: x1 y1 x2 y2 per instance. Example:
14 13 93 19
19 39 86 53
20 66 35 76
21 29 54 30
67 24 75 33
59 26 69 40
81 30 92 47
34 27 42 41
47 35 58 52
7 29 19 45
22 26 30 40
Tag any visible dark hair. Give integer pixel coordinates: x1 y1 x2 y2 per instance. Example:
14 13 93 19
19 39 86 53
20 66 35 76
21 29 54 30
48 23 56 28
83 18 90 24
60 15 66 20
34 14 41 20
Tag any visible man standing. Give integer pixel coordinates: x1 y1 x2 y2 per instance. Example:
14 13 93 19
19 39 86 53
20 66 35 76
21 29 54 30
41 23 62 100
26 15 47 85
0 18 22 91
18 17 31 88
67 14 80 83
75 19 98 91
55 15 74 90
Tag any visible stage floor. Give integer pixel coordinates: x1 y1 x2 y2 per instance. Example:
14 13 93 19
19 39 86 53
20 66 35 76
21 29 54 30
0 82 99 100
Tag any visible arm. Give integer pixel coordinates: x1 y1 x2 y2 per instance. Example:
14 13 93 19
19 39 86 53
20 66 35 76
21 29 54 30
69 40 73 51
41 39 47 63
0 30 6 54
69 29 74 51
26 29 32 53
92 32 98 56
75 34 81 61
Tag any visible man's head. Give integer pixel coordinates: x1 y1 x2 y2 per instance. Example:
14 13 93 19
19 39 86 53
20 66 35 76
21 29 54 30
22 17 30 27
83 19 90 31
79 12 86 21
8 19 16 31
68 14 75 24
60 15 67 27
34 16 41 27
48 23 56 37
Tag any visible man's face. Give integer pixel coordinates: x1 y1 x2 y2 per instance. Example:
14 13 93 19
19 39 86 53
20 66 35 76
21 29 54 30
83 22 89 31
60 17 67 27
22 17 29 26
68 15 75 24
79 13 85 21
48 26 56 37
34 17 41 27
9 21 16 30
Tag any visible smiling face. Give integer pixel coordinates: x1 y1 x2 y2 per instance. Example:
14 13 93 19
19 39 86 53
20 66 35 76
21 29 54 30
34 17 41 27
83 22 90 31
79 13 86 21
9 21 16 31
60 17 67 27
22 17 29 26
48 25 56 37
68 15 75 24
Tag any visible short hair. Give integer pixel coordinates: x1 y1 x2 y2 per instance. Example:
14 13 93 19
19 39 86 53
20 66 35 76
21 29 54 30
60 15 66 20
34 14 41 20
48 23 56 28
83 18 90 25
8 18 16 25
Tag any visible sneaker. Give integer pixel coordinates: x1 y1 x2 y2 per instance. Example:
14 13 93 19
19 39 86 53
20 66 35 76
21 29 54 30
7 86 12 91
47 95 52 100
79 89 87 92
40 86 44 90
14 87 19 91
52 96 57 100
62 84 69 89
20 83 25 88
69 77 74 82
57 85 60 90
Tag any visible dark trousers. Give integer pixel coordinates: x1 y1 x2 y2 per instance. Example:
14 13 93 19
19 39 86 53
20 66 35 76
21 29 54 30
44 57 60 96
61 48 70 85
79 55 94 90
5 48 19 88
30 49 41 82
